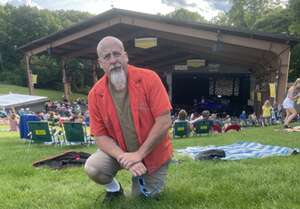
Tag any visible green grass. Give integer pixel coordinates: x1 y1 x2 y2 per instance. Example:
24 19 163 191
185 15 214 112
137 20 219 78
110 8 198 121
0 84 86 101
0 125 299 209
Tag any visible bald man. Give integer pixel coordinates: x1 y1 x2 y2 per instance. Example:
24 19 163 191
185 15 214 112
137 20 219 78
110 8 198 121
85 36 173 203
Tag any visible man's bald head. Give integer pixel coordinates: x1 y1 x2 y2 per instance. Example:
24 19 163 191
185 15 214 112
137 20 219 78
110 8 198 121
97 36 125 58
96 36 129 91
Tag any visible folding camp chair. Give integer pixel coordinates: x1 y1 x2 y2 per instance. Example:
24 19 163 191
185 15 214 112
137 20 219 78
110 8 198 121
62 122 92 145
193 120 213 136
173 121 190 138
27 121 58 145
224 124 241 133
212 123 222 133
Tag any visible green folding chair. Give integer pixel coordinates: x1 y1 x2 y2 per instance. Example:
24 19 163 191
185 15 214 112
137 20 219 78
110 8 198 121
193 120 213 136
62 122 92 145
173 121 190 138
27 121 57 144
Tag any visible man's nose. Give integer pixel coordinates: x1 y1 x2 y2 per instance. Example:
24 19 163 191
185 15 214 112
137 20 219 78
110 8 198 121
109 54 118 64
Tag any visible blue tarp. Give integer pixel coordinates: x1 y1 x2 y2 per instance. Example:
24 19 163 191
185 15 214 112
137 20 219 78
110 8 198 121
177 141 300 160
19 114 40 139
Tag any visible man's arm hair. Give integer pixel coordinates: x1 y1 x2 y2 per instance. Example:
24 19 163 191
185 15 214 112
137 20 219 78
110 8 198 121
95 135 124 160
137 111 172 159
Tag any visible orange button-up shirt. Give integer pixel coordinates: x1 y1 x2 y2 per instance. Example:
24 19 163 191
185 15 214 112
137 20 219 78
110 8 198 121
88 65 173 174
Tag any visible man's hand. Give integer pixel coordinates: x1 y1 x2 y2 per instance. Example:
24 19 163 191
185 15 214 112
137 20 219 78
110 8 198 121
128 162 147 177
117 152 143 169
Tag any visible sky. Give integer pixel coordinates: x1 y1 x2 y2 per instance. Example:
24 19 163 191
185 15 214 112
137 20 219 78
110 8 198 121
0 0 234 20
0 0 289 20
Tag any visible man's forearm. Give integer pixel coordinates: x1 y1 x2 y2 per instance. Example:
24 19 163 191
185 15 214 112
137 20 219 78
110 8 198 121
95 136 124 160
137 113 172 159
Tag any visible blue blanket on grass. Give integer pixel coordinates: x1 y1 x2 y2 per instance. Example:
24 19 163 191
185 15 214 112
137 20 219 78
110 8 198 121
176 141 300 160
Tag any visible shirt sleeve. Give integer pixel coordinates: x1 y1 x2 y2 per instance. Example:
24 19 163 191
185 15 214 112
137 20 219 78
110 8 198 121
88 89 109 137
146 71 172 118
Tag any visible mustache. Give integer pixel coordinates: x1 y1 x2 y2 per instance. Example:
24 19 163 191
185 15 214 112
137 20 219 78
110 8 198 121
109 64 122 71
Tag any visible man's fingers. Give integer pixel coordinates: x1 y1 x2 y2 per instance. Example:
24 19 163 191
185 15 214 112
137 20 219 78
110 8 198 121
129 163 147 176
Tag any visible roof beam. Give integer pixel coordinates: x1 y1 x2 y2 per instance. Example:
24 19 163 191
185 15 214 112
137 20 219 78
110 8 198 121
26 17 122 56
61 28 142 59
120 16 288 54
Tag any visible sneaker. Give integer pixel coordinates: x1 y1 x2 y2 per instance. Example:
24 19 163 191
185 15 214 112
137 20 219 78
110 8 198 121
102 185 124 203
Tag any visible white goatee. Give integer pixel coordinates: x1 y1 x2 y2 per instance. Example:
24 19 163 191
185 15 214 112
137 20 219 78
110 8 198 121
110 66 127 91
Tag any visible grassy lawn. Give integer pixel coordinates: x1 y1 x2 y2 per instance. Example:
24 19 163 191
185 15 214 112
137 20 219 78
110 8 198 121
0 125 299 209
0 84 86 101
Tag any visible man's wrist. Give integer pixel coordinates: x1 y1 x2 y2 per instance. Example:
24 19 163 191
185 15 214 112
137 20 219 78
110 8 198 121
115 151 125 162
136 149 145 161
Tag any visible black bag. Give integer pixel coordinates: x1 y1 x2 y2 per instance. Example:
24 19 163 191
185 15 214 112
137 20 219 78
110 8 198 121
194 149 225 160
32 151 91 169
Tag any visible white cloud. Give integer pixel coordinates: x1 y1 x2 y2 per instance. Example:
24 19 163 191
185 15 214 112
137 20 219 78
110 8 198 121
1 0 230 20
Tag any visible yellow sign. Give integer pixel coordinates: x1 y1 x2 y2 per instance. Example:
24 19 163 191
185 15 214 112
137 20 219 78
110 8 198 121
257 92 262 102
177 127 185 131
297 97 300 104
134 37 157 49
187 59 205 68
35 130 46 135
269 83 276 98
32 74 37 84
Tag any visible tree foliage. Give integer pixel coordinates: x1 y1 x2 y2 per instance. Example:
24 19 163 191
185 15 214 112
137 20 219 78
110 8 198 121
0 4 92 92
166 8 205 22
211 0 300 81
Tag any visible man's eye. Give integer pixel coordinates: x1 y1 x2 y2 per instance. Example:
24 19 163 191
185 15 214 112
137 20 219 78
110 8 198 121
113 52 121 57
104 54 110 60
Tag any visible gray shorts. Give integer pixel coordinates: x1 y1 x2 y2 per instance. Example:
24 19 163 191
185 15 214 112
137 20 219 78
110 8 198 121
84 149 170 197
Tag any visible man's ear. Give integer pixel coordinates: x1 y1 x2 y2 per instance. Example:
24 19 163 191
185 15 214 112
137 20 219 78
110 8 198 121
124 52 129 63
97 58 103 69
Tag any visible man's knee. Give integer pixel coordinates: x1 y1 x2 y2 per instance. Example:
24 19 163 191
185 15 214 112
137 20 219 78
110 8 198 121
84 161 112 184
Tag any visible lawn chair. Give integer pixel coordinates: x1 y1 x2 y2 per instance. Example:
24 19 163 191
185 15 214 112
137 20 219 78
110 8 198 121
193 120 213 136
224 124 241 133
212 123 222 133
173 121 190 138
27 121 58 145
62 122 92 145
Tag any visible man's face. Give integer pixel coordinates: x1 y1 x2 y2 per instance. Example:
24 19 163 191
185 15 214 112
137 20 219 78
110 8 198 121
98 41 128 76
98 40 128 90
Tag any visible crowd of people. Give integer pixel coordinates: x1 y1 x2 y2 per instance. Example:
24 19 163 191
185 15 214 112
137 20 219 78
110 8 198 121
171 80 300 136
1 97 90 132
2 80 300 134
171 100 299 135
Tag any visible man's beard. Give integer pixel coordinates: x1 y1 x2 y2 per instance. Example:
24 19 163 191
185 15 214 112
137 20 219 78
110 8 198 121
109 65 127 91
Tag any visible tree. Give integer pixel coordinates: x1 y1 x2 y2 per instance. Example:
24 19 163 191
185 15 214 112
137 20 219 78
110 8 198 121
253 8 290 34
166 8 205 22
0 4 93 89
218 0 283 29
288 0 300 81
289 0 300 35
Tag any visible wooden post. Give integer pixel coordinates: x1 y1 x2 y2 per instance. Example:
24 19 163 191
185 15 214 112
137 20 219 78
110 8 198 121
92 62 98 84
277 50 290 104
166 71 172 102
61 58 70 102
25 54 34 95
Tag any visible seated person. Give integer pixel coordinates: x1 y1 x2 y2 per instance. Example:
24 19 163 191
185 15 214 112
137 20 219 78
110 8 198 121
239 110 247 127
9 113 19 131
190 111 200 121
210 113 223 127
192 110 213 134
222 114 232 130
248 112 259 126
173 109 192 136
